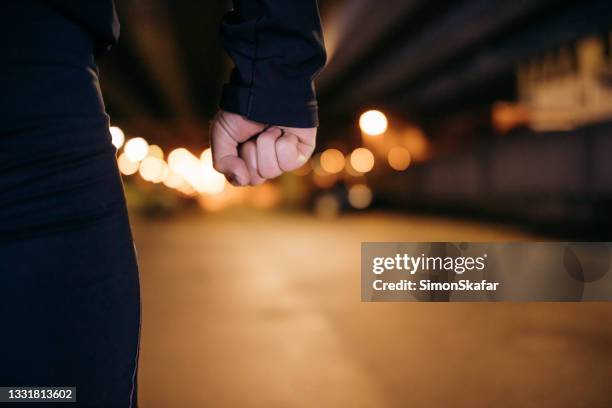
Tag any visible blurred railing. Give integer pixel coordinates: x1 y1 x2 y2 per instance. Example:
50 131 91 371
379 121 612 231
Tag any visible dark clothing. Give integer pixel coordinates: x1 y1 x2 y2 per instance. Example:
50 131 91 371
1 2 140 407
219 0 327 127
41 0 120 55
42 0 327 128
1 0 324 406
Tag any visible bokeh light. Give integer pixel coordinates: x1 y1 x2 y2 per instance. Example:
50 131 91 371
147 144 164 160
350 148 375 173
402 127 429 162
153 161 169 183
314 194 340 219
124 137 149 162
168 148 197 175
311 153 328 176
344 154 363 176
177 183 197 197
200 148 213 164
359 110 388 136
320 149 345 174
312 172 337 189
162 169 185 189
117 152 139 175
387 146 412 171
139 157 164 182
109 126 125 149
348 184 373 209
196 148 226 194
199 161 226 194
292 161 312 176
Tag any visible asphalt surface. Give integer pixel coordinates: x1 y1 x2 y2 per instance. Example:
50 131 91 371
131 211 612 408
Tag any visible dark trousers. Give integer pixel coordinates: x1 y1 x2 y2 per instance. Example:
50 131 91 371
0 2 140 406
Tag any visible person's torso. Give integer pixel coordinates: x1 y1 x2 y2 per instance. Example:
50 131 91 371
0 0 110 131
41 0 119 54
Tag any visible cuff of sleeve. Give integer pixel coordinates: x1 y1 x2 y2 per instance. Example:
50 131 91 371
220 83 319 128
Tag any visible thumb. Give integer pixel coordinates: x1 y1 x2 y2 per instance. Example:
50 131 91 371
275 127 317 171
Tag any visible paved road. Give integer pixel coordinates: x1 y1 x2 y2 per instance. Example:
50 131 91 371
131 211 612 408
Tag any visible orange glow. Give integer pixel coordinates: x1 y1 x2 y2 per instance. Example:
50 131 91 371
198 160 226 195
314 194 340 219
139 157 164 182
292 161 312 176
152 161 169 183
147 144 164 160
200 148 213 164
117 152 139 176
167 148 226 194
109 126 125 149
350 148 375 173
387 146 411 171
492 102 529 134
312 172 337 189
359 110 388 136
344 154 363 176
197 194 230 212
311 153 328 176
348 184 372 209
162 169 185 189
177 183 197 197
196 148 226 194
168 148 197 174
320 149 345 174
124 137 149 162
249 183 281 209
402 128 429 162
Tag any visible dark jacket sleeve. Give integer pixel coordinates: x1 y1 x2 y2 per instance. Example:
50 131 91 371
219 0 326 128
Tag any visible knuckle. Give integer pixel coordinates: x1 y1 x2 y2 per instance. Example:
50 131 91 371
256 134 273 147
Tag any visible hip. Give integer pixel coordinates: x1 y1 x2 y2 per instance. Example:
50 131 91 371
0 121 125 243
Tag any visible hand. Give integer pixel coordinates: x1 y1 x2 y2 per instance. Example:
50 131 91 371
210 110 316 186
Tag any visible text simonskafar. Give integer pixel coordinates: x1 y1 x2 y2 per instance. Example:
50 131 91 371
371 253 500 292
373 279 499 291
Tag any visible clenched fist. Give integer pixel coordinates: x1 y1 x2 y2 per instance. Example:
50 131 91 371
210 110 316 186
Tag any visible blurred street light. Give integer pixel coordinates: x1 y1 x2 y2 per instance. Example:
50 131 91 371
348 184 373 209
200 148 213 164
320 148 345 174
314 194 340 219
312 172 337 189
199 162 226 194
162 169 185 189
350 148 375 173
109 126 125 150
311 153 328 176
359 110 388 136
147 144 164 160
124 137 149 162
139 156 164 182
117 152 139 175
387 146 411 171
401 127 429 162
168 148 197 175
344 154 363 176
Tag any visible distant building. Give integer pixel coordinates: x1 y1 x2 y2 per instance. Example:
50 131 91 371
517 32 612 131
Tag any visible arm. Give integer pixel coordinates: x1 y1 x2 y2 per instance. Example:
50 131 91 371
211 0 326 186
220 0 326 128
